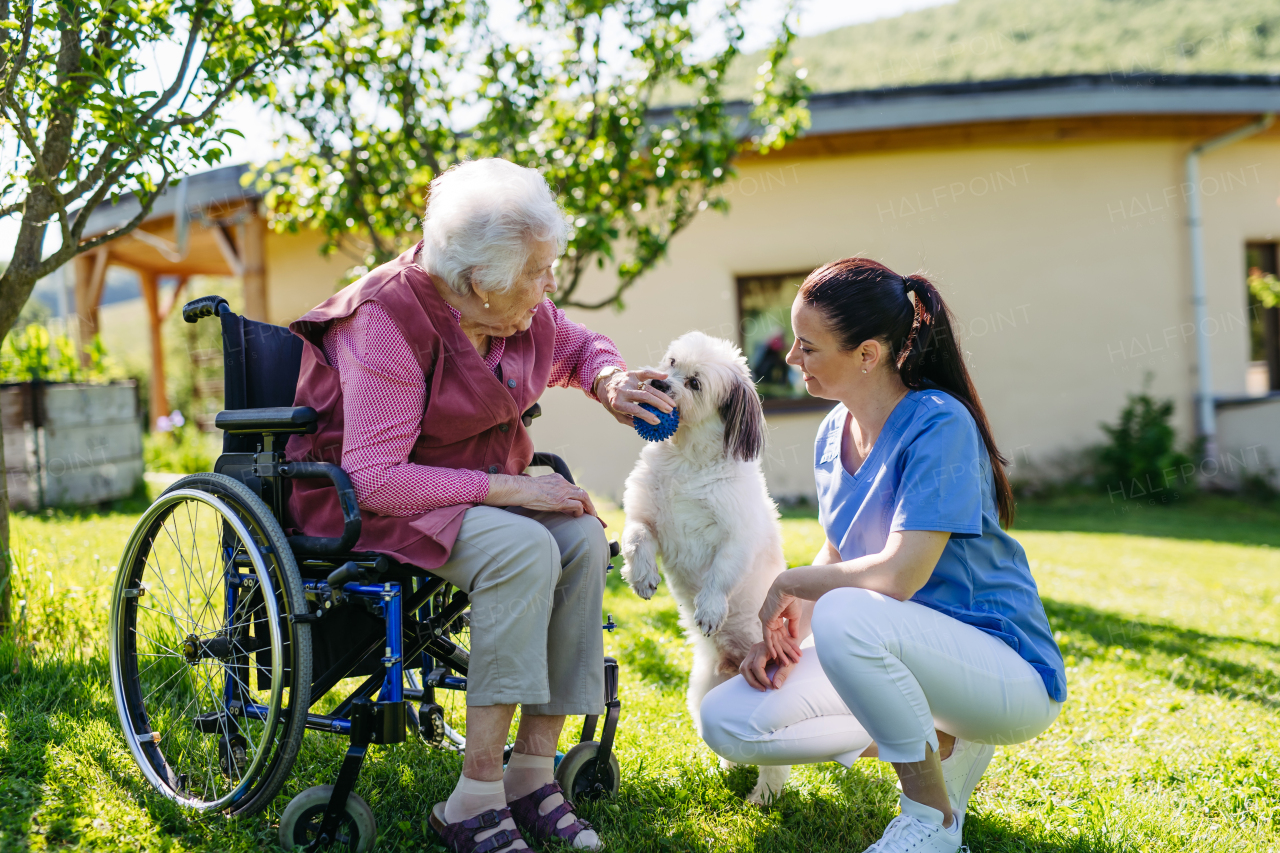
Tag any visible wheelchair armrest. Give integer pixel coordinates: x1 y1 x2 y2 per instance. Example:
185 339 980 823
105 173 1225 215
182 295 231 324
215 407 318 434
279 461 362 555
530 452 575 485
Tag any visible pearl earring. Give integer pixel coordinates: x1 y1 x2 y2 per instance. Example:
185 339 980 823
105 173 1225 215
484 301 489 308
862 368 868 374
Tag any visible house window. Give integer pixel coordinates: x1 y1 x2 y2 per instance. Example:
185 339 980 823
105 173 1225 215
1245 242 1279 395
737 272 829 409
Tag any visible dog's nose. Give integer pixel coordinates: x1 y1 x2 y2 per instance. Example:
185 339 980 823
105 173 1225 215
647 378 671 393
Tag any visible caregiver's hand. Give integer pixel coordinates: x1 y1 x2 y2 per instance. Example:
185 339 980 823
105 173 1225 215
597 368 677 426
485 473 598 518
759 578 804 666
740 641 794 691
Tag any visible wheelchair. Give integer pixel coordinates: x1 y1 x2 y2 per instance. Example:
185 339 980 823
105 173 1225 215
108 295 623 852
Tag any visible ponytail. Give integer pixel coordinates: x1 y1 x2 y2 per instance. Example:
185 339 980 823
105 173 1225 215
799 259 1015 528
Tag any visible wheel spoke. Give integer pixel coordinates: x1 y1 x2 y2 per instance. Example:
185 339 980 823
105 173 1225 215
112 483 308 814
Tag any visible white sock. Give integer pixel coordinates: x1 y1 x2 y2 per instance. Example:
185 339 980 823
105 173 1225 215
444 775 528 849
504 753 600 851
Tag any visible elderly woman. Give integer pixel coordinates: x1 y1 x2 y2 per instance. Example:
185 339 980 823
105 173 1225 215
286 159 674 853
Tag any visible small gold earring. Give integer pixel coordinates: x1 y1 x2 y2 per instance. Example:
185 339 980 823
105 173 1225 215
862 368 868 374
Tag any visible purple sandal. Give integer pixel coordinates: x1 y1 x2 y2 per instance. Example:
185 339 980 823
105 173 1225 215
429 803 526 853
507 781 595 847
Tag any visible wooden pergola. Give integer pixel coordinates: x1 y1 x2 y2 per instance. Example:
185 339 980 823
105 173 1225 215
76 165 268 428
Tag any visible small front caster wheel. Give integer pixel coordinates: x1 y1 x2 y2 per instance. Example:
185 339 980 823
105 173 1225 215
555 741 620 805
279 784 376 852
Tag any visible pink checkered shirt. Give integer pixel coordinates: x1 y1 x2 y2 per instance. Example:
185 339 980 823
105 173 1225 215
322 299 624 515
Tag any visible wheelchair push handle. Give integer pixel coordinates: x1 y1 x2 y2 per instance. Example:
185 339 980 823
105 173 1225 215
182 295 230 324
279 461 363 554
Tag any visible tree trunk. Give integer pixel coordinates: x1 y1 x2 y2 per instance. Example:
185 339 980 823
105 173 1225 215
0 263 40 632
0 395 9 630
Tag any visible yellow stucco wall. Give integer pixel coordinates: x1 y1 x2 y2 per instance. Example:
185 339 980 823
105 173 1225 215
541 135 1280 501
262 133 1280 503
265 230 353 324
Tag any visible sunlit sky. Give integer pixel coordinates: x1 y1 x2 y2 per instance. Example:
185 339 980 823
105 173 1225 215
11 0 955 262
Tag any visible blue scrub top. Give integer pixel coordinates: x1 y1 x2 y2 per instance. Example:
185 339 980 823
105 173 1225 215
814 389 1068 703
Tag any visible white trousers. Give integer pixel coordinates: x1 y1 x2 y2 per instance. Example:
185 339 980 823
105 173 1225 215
700 588 1061 766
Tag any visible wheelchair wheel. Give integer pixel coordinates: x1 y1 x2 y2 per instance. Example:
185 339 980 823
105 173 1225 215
279 785 376 852
555 741 620 804
109 473 312 815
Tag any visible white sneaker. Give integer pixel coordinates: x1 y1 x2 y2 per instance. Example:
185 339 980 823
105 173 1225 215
862 794 962 852
941 739 994 816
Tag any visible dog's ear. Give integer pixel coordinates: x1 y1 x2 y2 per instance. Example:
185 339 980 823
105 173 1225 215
720 375 765 461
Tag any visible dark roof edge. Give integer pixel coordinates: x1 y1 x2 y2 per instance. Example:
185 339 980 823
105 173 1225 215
803 72 1280 108
651 72 1280 122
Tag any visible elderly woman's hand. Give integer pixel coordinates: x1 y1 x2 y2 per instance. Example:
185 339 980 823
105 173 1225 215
486 472 598 518
597 368 677 426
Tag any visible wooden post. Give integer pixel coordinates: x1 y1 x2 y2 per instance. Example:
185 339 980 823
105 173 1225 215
72 247 109 362
242 208 267 321
139 270 170 429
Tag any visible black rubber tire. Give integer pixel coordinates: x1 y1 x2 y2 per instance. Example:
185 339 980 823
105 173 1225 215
160 473 312 816
555 741 621 804
278 784 376 852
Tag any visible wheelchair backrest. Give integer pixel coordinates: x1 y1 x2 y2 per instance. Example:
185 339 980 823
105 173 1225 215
220 311 305 453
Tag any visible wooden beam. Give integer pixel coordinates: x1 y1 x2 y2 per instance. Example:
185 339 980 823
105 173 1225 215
211 224 244 276
72 247 109 362
242 208 267 322
159 276 189 324
139 270 170 430
738 114 1280 164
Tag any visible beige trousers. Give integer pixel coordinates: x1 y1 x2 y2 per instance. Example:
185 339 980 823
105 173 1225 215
427 505 608 716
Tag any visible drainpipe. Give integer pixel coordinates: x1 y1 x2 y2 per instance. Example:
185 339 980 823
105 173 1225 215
1186 112 1275 462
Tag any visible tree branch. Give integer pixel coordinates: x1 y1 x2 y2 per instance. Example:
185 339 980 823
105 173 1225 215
1 0 34 104
35 164 172 280
159 11 335 133
67 153 161 246
138 6 206 123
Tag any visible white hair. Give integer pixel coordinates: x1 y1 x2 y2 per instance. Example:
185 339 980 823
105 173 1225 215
420 159 569 298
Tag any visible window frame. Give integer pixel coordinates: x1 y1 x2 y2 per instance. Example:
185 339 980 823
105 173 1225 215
1246 241 1280 394
735 270 836 414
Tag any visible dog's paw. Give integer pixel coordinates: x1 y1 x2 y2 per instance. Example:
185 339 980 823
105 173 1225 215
623 562 659 599
746 766 790 807
692 597 728 636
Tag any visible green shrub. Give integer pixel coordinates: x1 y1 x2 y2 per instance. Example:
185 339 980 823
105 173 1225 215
1098 380 1194 502
0 323 121 384
143 422 220 474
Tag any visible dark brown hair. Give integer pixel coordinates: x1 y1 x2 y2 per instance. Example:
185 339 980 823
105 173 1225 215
798 257 1015 528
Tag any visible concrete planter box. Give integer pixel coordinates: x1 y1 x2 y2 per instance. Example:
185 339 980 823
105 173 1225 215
2 381 144 509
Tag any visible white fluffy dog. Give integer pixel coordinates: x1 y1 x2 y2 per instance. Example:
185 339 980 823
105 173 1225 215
620 331 791 805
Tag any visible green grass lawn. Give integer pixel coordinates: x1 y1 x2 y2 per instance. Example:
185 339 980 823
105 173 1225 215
1 489 1278 852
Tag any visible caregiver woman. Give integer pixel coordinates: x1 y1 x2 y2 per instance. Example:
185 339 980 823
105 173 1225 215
287 159 674 853
700 258 1067 853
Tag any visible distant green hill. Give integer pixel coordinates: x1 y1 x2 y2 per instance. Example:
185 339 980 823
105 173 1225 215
705 0 1280 100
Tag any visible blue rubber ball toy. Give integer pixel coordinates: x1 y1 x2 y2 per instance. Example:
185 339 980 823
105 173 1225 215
634 403 679 442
